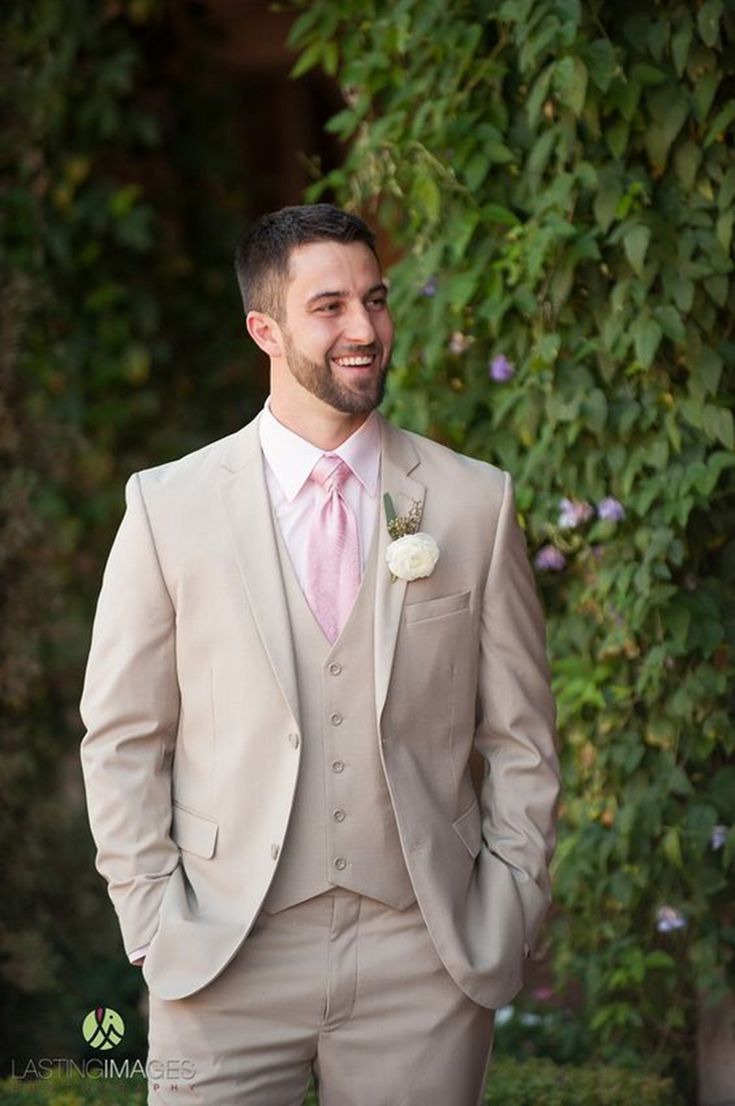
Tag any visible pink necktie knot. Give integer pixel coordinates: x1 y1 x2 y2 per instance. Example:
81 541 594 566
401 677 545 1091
310 454 351 494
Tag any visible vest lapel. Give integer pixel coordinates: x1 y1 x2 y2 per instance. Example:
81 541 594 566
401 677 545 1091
217 414 300 729
374 415 426 722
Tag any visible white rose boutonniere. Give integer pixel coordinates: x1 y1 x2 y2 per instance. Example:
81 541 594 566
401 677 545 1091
383 493 440 582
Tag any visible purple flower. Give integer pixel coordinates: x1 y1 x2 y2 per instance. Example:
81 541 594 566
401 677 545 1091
489 353 515 382
535 544 566 571
710 825 728 851
558 497 594 529
420 277 437 297
656 905 687 933
597 496 625 522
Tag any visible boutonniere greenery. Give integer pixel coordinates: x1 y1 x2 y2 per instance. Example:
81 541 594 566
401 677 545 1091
383 493 440 582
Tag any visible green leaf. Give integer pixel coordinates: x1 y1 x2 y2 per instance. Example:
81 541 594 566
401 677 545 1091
704 274 729 307
699 347 724 394
706 101 735 147
713 408 734 449
582 388 608 436
289 41 324 79
674 141 702 191
645 87 689 168
623 225 651 276
652 305 685 343
585 38 617 92
553 56 588 116
632 315 662 367
693 71 720 120
663 828 683 868
464 152 491 191
412 176 441 223
718 167 735 211
605 118 629 159
697 0 723 47
322 41 339 77
716 211 734 254
671 19 693 77
481 202 519 227
594 172 622 233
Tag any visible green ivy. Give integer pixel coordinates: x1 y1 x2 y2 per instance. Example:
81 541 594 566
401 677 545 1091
1 0 260 1066
289 0 735 1091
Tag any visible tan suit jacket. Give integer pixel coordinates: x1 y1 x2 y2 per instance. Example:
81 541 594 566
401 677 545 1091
80 411 560 1007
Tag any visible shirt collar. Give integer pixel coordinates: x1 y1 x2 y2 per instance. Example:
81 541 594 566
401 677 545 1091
259 398 381 502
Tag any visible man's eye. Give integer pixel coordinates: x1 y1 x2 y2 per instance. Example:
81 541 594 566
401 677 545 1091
368 297 387 309
318 303 340 313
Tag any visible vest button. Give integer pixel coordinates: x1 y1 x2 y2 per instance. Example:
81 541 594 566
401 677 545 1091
271 843 280 860
331 760 345 773
330 712 343 726
333 809 346 822
328 662 342 676
288 732 300 748
334 857 347 871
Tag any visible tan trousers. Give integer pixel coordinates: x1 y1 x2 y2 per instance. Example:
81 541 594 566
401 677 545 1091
147 888 494 1105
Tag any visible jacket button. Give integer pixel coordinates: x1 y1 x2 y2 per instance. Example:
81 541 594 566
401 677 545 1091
334 857 347 871
331 760 344 773
330 712 343 726
328 662 342 676
271 844 280 860
333 809 346 822
288 732 300 748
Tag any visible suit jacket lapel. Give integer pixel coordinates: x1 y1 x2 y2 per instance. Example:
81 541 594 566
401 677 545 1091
374 414 426 722
218 413 300 728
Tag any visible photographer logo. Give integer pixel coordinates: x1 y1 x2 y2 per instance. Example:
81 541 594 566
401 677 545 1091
81 1006 125 1050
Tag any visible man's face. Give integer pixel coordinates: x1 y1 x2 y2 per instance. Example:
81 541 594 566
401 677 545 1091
277 240 394 416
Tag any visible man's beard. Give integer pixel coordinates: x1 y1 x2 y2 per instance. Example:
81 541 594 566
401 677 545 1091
281 330 389 415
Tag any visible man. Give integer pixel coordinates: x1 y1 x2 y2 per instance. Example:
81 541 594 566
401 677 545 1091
80 203 560 1106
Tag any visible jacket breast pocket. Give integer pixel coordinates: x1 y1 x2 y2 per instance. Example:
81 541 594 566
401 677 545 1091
404 590 471 624
171 802 218 859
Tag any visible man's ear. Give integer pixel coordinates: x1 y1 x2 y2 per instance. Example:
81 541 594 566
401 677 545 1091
246 311 284 358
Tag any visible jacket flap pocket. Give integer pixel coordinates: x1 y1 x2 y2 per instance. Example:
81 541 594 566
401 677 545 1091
405 590 471 624
171 804 218 859
452 799 482 857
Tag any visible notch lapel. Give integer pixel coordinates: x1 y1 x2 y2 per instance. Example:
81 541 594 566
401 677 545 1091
218 415 300 728
374 415 426 722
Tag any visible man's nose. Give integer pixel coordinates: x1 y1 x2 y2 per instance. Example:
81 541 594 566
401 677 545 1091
343 303 376 344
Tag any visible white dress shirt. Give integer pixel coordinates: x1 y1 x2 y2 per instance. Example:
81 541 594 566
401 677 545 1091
258 398 381 588
128 400 381 964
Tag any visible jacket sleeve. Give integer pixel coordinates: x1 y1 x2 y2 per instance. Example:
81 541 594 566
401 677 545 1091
80 473 181 956
474 469 561 956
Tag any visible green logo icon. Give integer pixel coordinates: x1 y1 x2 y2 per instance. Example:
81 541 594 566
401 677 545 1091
81 1006 125 1050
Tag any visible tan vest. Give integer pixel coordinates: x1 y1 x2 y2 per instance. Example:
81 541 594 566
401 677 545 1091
262 514 416 913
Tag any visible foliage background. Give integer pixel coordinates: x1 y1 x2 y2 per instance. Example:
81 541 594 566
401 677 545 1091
1 0 262 1068
289 0 735 1096
1 0 734 1101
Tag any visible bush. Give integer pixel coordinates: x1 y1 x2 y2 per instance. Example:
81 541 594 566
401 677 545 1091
486 1057 683 1105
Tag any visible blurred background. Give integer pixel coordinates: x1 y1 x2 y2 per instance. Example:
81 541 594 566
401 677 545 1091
2 2 734 1104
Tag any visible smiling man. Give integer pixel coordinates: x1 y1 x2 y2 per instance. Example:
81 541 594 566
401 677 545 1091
80 203 560 1106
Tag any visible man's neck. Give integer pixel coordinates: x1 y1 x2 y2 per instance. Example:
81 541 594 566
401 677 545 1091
268 394 370 451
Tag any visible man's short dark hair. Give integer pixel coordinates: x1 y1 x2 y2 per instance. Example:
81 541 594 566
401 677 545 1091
234 203 378 321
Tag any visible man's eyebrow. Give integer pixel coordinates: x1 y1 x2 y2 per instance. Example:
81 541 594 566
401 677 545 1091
306 282 389 306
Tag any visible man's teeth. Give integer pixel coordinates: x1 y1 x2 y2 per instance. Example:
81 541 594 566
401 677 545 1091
334 356 374 366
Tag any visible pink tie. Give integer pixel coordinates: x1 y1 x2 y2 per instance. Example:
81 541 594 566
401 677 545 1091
305 454 361 643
